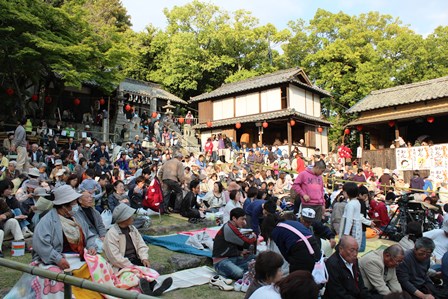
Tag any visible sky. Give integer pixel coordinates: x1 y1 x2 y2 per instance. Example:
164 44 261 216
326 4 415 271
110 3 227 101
121 0 448 36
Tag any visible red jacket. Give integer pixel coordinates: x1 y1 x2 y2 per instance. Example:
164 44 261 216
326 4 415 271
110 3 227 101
369 199 389 226
142 177 163 212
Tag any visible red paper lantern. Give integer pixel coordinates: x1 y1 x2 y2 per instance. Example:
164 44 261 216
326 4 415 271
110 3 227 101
388 120 395 127
152 112 158 118
235 122 241 129
99 98 105 105
6 88 14 96
427 116 434 123
31 94 38 102
45 96 52 104
73 98 81 106
262 121 268 128
125 104 131 111
344 128 350 135
356 125 363 131
317 126 323 133
290 119 296 126
178 117 185 124
207 121 212 128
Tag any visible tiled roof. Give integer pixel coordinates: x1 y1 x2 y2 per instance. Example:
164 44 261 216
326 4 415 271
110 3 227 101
192 108 331 129
347 106 448 126
119 78 187 105
190 68 331 102
347 76 448 113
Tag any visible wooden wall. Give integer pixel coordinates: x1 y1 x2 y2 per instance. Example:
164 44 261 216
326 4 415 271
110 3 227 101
198 100 212 122
361 148 396 169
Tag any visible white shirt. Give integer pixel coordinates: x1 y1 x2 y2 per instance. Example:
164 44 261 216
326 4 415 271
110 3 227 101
423 229 448 260
249 284 281 299
340 254 354 277
223 200 242 223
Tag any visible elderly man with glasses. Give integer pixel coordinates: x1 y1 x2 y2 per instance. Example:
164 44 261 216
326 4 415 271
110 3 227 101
397 237 448 299
359 244 404 298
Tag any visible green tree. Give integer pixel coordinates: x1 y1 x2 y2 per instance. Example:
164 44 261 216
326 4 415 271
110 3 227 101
283 9 428 149
142 0 287 99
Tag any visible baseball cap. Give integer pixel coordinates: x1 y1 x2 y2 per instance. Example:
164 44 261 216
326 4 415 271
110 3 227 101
300 208 316 221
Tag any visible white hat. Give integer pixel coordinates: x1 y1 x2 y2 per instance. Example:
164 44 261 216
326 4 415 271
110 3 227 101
112 204 136 223
85 125 90 129
383 168 390 174
25 180 40 189
56 169 66 177
54 159 63 166
85 143 91 148
53 185 82 205
28 168 40 178
33 187 50 197
300 208 316 221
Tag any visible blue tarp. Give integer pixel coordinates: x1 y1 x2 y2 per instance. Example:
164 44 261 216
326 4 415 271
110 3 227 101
143 234 212 258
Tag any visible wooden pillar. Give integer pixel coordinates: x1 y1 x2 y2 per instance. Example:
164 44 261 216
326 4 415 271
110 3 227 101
359 132 364 149
258 126 263 144
287 120 292 154
394 124 399 148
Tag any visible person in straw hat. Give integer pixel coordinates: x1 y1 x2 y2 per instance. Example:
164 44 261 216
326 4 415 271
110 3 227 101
103 203 173 296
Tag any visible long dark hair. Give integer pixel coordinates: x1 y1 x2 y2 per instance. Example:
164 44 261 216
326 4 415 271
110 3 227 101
261 213 281 241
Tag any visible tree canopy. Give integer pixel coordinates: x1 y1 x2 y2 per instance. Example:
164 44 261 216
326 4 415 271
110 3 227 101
2 1 448 148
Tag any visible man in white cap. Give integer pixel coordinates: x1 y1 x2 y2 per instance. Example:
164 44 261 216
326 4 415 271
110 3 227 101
49 159 64 180
33 185 97 269
103 204 173 296
299 208 336 250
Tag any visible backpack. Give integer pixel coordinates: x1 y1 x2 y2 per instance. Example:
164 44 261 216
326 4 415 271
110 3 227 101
142 177 163 212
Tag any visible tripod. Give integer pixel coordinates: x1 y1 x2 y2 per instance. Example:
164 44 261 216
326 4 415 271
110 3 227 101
379 194 415 240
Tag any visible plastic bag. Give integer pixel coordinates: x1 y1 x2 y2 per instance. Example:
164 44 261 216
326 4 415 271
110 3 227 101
101 209 112 229
312 252 328 285
4 273 36 299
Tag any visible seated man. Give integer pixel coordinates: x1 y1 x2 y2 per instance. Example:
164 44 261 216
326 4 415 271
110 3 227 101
359 244 403 297
103 204 173 296
323 235 372 299
397 237 447 299
75 191 106 251
212 207 257 280
180 180 204 221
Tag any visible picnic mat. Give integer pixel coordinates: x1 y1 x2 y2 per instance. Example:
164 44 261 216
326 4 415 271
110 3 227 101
143 234 212 257
155 266 216 292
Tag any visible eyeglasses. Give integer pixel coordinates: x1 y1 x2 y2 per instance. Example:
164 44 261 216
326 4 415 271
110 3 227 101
415 250 432 258
390 255 404 265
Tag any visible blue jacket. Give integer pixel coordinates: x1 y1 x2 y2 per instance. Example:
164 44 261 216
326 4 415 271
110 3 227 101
246 200 265 235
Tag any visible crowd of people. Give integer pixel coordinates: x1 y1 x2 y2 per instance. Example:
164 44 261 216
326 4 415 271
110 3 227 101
1 116 448 298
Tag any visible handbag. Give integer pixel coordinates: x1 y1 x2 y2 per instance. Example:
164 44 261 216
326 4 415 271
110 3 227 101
101 209 112 230
277 222 329 285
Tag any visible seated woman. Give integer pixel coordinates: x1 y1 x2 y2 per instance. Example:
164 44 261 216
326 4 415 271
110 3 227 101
31 185 99 298
75 191 106 252
245 251 284 299
0 179 32 236
0 180 25 257
202 182 225 213
103 204 173 296
108 180 130 212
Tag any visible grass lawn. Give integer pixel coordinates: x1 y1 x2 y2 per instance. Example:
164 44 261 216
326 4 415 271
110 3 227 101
0 214 245 298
